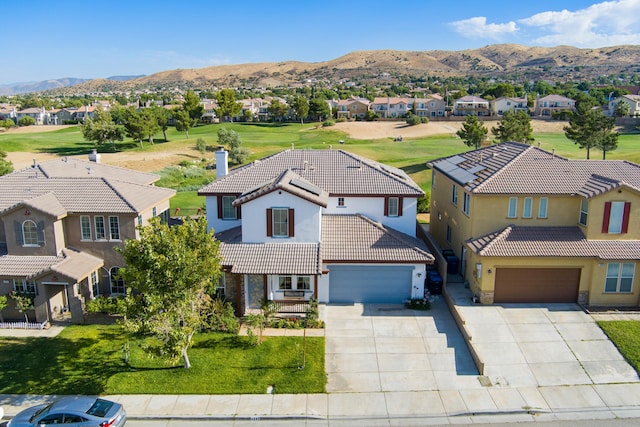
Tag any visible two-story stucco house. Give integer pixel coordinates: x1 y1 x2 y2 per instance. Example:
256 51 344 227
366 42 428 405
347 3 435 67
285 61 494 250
428 142 640 307
453 96 491 116
491 96 529 116
198 148 434 314
534 94 576 117
0 154 175 324
371 97 411 118
335 97 371 120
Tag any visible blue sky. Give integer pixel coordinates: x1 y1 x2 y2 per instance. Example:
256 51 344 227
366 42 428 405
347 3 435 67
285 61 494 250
2 0 639 85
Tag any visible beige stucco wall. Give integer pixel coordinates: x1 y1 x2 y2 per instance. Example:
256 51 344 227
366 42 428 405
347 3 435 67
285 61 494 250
2 208 60 256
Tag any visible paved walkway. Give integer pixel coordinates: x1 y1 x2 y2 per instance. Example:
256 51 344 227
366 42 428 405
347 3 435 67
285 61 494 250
1 295 640 425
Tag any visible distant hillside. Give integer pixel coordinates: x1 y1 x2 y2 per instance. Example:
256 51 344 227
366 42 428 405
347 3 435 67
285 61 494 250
21 44 640 95
0 75 145 96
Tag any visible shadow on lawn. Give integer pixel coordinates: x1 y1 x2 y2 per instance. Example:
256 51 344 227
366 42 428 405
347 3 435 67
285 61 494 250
401 162 429 175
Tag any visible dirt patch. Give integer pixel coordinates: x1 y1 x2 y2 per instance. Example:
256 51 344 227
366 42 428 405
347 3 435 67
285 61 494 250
1 125 74 134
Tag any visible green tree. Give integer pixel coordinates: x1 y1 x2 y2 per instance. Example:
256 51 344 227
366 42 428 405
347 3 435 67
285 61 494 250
150 105 171 141
118 217 222 369
0 294 7 322
613 101 630 118
309 98 330 121
183 90 204 123
0 150 14 176
0 119 16 129
290 96 309 124
218 127 249 165
456 115 488 149
491 110 534 144
18 116 36 127
564 106 617 159
215 89 242 122
81 107 124 151
122 108 147 148
173 108 198 139
141 108 161 144
10 292 33 322
268 99 288 122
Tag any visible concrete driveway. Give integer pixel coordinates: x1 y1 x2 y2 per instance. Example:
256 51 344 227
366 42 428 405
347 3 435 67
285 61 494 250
322 297 481 394
447 284 640 388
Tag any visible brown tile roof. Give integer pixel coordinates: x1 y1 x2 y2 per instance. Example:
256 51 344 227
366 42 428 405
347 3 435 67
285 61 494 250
27 157 160 185
321 214 434 263
467 226 640 260
0 254 64 277
51 249 104 281
199 149 423 197
429 142 640 197
216 227 321 275
233 169 328 207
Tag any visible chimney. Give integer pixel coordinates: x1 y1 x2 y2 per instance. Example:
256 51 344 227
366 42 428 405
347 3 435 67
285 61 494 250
215 146 228 179
32 159 37 168
88 149 101 163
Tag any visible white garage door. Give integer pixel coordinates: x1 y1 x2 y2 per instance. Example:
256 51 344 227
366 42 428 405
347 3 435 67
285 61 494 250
329 265 413 303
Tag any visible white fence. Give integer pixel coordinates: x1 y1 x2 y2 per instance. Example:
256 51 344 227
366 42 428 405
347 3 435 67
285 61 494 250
0 320 49 330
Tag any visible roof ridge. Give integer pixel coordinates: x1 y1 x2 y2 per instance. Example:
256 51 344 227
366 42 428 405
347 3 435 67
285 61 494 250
479 225 513 256
101 177 137 212
339 150 423 194
473 143 537 192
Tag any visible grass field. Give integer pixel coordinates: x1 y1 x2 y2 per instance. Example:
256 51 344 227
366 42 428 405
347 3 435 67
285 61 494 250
597 321 640 375
0 325 325 395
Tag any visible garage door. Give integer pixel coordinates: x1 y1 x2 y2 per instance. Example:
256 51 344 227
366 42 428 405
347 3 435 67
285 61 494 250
328 265 413 303
494 268 580 303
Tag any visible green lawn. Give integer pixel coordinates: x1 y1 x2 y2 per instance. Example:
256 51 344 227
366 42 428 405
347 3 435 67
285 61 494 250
0 325 325 395
597 320 640 374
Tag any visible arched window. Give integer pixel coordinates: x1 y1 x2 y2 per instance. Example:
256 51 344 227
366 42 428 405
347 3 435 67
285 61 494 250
22 220 38 246
110 267 126 295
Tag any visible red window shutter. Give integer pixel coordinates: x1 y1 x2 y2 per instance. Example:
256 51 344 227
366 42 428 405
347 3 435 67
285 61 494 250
237 205 242 219
384 197 389 216
266 209 273 237
622 202 631 233
217 196 223 219
602 202 611 233
398 197 403 216
288 209 295 237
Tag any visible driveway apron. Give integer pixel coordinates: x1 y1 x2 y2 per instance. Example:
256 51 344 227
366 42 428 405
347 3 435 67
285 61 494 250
322 298 479 394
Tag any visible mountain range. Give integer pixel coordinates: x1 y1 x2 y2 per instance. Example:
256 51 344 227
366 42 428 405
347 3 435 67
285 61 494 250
4 44 640 95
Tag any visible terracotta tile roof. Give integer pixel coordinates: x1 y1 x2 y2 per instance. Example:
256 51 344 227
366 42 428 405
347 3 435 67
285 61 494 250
429 142 640 197
51 249 104 281
216 227 321 275
21 192 66 218
0 254 64 277
467 226 640 260
199 149 423 197
233 169 328 207
321 214 434 263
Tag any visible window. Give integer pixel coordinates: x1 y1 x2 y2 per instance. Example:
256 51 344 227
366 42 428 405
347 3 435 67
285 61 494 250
222 196 237 220
137 215 143 226
463 193 470 215
338 197 345 207
215 275 226 299
297 276 311 290
538 197 548 219
431 169 436 189
523 197 533 218
13 278 36 294
508 197 517 218
109 216 120 240
273 208 289 237
603 201 630 234
605 263 635 293
22 220 38 246
388 197 399 217
80 216 92 240
446 225 452 243
110 267 125 295
95 216 106 240
152 207 157 217
451 185 458 206
90 271 99 296
278 276 292 290
579 199 588 226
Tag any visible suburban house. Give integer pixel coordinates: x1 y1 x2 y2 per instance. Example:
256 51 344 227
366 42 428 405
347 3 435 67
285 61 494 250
491 96 529 116
452 96 491 116
428 142 640 307
198 148 434 314
411 97 447 118
371 97 411 118
15 107 49 125
0 154 175 324
335 97 371 120
608 94 640 117
534 94 576 117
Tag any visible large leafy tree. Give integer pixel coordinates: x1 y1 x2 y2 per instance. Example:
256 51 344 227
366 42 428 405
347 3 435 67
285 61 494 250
81 107 124 151
456 115 488 149
173 108 198 139
118 218 222 369
0 150 14 176
218 127 249 165
491 110 534 144
613 100 630 118
290 95 309 124
215 89 242 122
149 105 171 141
564 106 617 159
122 108 148 148
183 90 204 123
268 99 288 122
308 98 330 121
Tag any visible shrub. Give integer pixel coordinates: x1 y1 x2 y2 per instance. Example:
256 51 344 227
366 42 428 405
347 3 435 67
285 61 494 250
406 114 429 125
406 297 431 310
196 138 207 153
201 296 240 333
85 296 127 315
417 194 430 213
18 116 36 126
322 120 335 127
365 110 379 121
336 117 347 123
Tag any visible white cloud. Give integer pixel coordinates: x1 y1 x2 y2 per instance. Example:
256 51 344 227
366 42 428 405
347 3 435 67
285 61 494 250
518 0 640 47
449 16 518 40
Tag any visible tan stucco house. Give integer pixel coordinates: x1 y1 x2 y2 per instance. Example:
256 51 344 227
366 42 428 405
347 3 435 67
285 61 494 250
428 142 640 307
0 155 175 324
